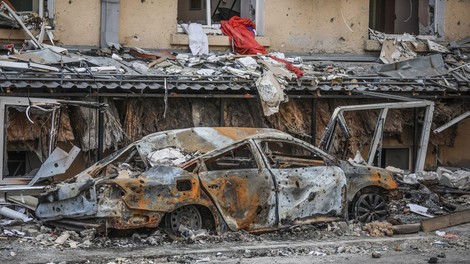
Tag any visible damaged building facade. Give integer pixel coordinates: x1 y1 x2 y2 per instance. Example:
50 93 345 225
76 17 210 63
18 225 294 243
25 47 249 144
0 0 468 189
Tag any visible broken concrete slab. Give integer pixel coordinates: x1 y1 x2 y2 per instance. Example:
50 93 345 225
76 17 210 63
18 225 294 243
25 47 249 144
439 170 470 190
379 39 417 64
377 54 448 79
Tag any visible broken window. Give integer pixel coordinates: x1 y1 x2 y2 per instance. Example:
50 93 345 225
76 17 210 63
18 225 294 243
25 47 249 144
3 106 61 177
259 141 326 169
7 151 41 176
177 0 264 35
204 144 257 171
369 0 441 36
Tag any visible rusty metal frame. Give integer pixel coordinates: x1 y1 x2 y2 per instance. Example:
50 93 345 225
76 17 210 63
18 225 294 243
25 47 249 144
319 100 435 172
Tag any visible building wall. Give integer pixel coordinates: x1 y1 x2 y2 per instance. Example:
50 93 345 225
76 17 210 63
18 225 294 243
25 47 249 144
264 0 369 53
439 119 470 167
119 0 177 48
47 0 470 51
52 0 370 52
444 0 470 41
54 0 100 47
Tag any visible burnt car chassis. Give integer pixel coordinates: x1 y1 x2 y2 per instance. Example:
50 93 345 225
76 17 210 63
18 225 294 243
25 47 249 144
35 128 398 235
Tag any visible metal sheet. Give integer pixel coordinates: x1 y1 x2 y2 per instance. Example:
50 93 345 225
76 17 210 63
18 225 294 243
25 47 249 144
29 146 81 185
378 54 448 79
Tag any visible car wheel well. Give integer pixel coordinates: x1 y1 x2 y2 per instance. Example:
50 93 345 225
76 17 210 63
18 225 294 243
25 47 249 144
163 204 216 235
193 204 216 231
349 186 389 220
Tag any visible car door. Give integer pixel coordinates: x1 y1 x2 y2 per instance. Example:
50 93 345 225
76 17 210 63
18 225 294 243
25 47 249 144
255 140 347 226
198 141 277 231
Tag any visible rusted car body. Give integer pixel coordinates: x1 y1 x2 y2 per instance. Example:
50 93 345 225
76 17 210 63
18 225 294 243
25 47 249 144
35 127 398 234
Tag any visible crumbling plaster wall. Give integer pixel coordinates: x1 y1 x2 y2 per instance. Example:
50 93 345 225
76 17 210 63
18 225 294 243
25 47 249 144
119 0 176 48
264 0 369 53
444 0 470 41
54 0 100 46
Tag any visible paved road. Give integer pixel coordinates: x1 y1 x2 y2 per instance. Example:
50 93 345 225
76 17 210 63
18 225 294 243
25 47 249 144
2 224 469 264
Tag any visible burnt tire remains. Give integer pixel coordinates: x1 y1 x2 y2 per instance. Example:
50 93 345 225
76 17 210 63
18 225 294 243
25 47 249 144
353 193 388 223
166 205 202 235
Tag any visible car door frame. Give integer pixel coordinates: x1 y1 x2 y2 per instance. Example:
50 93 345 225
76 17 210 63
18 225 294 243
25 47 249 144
196 139 278 232
253 137 348 227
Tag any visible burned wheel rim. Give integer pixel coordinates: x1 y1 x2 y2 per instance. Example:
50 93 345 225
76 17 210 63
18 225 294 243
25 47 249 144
354 193 388 223
168 205 202 234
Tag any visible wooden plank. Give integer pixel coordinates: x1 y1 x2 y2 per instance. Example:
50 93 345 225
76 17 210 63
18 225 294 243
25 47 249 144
421 209 470 232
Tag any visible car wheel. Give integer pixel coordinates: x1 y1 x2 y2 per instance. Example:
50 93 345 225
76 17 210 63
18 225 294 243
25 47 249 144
166 205 202 235
353 193 388 223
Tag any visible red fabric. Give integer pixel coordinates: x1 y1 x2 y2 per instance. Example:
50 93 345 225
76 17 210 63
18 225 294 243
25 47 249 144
269 55 304 78
221 16 267 55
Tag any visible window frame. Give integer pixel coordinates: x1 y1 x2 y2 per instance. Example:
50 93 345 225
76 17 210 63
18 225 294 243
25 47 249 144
256 139 332 169
202 142 260 172
177 0 265 36
368 0 445 40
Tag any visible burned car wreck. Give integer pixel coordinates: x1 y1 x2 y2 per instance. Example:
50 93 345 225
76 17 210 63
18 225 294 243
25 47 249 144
35 127 398 235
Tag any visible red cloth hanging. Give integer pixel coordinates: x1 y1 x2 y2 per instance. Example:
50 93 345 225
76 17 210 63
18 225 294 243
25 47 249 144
220 16 267 55
269 55 304 78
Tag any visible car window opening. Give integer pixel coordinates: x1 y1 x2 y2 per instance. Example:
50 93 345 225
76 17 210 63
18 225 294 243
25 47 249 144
260 141 326 169
204 144 257 171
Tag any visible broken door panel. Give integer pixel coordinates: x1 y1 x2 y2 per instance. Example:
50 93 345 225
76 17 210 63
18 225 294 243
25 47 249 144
198 143 276 231
273 166 346 225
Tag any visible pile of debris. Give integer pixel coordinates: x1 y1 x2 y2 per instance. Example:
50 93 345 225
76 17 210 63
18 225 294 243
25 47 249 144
0 1 468 119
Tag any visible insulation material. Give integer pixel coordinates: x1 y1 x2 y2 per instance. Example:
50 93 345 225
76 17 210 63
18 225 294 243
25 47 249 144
69 99 123 152
266 100 310 138
6 107 74 161
224 99 260 128
123 98 193 145
6 107 74 142
191 99 220 127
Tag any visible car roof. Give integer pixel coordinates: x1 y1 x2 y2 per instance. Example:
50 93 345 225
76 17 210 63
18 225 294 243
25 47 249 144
136 127 292 155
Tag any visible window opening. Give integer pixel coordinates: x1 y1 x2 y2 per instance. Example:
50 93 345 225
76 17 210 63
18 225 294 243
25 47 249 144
177 0 264 35
7 151 41 176
369 0 436 35
259 141 325 169
380 147 410 170
204 144 257 171
4 106 60 177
